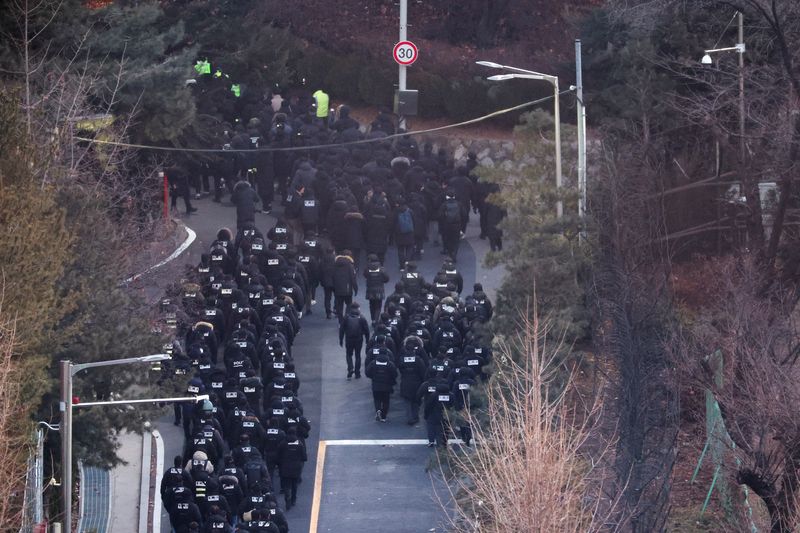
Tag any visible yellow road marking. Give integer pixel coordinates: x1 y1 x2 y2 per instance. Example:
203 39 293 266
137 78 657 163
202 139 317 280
308 440 327 533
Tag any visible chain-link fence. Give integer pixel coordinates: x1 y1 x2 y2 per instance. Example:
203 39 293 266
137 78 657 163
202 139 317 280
19 428 45 533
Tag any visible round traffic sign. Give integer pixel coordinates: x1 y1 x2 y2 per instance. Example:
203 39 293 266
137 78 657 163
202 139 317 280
393 41 419 66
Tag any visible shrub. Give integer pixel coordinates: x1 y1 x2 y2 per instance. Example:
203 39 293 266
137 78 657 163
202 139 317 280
444 78 490 121
324 55 363 103
293 47 334 90
408 70 448 118
357 64 394 107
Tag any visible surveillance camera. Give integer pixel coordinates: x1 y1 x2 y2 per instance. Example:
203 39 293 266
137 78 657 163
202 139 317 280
569 85 577 91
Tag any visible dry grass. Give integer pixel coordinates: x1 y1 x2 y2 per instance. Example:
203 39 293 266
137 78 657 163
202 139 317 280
441 315 616 533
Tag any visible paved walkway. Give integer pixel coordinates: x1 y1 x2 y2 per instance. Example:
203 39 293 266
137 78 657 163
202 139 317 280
108 431 143 532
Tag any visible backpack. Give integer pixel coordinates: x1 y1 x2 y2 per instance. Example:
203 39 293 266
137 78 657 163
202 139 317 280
443 200 461 226
344 314 362 337
244 460 265 491
397 209 414 234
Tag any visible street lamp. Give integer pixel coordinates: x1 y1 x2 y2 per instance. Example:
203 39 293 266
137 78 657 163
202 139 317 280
479 61 564 217
700 12 746 164
59 354 205 531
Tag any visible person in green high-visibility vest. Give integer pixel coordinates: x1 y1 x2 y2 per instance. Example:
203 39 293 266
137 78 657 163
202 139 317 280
312 89 330 128
231 84 241 97
194 59 211 75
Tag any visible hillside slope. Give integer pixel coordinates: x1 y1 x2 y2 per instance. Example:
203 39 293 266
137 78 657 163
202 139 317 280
265 0 599 77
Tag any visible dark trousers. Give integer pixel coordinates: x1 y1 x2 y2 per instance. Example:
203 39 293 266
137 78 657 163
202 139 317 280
334 294 352 319
459 424 473 445
213 176 225 201
479 206 488 237
489 232 503 252
171 188 193 213
281 476 298 505
368 298 382 323
405 398 420 424
257 176 274 206
345 340 363 375
372 390 390 418
426 412 445 445
397 244 413 269
267 460 279 486
441 230 460 261
413 237 424 258
324 287 334 315
308 280 318 303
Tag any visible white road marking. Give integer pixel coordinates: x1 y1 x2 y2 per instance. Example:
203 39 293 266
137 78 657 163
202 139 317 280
325 438 465 446
123 224 197 283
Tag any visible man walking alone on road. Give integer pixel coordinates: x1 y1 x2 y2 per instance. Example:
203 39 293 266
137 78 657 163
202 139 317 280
339 302 370 380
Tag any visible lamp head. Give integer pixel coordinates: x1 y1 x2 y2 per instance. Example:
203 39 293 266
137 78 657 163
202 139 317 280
476 60 503 69
701 54 713 65
140 354 172 363
487 74 517 81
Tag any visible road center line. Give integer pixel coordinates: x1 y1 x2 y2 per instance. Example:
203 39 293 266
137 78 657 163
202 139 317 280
308 440 327 533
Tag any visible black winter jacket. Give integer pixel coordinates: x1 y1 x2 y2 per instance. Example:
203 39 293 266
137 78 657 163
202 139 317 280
363 261 389 300
332 255 358 296
339 311 370 345
365 355 397 392
231 181 260 225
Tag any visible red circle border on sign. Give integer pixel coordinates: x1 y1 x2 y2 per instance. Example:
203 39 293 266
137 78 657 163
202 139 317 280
393 41 419 66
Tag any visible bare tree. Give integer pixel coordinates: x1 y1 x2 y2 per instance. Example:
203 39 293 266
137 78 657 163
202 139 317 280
609 0 800 271
441 313 618 532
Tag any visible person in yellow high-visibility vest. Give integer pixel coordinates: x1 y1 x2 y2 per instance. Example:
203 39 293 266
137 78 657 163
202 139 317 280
312 89 330 128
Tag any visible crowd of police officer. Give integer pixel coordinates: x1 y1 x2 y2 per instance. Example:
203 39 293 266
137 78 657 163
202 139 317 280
157 223 314 532
157 84 502 531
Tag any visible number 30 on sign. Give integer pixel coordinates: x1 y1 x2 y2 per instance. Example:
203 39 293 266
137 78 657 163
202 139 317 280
393 41 419 66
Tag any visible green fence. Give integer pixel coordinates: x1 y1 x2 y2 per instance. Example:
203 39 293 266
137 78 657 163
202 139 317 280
691 350 757 531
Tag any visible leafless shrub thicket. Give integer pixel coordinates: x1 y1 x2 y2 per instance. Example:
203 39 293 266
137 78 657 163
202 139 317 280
0 297 28 528
442 315 618 533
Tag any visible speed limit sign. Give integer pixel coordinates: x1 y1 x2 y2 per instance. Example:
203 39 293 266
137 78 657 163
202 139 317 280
393 41 419 66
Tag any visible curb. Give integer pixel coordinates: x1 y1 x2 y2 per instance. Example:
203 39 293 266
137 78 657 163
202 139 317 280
124 224 197 284
152 431 164 533
137 432 152 533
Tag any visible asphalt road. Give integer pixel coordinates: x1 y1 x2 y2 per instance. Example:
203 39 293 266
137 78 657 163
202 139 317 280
153 195 503 533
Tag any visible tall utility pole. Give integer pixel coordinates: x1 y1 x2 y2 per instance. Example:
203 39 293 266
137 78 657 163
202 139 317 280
553 79 563 218
398 0 408 131
738 11 746 164
576 39 587 220
60 361 73 533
